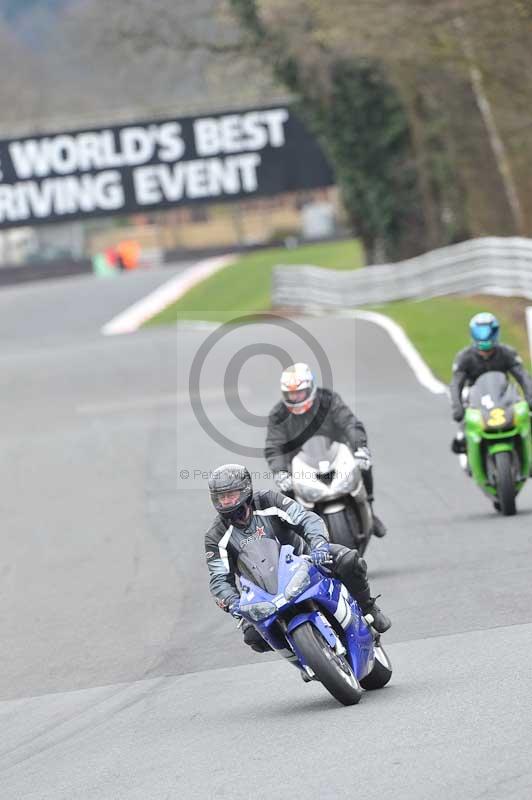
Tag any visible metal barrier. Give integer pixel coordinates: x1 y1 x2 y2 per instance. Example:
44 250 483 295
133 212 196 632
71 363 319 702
0 258 92 287
271 237 532 310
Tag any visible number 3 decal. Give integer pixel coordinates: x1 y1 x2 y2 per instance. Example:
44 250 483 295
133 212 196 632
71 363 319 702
488 408 506 426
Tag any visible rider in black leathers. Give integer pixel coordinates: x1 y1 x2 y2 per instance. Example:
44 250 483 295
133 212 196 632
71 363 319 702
264 363 387 538
451 346 532 421
205 464 391 654
450 313 532 455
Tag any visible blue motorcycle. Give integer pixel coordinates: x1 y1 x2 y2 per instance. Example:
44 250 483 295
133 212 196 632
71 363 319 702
237 539 392 706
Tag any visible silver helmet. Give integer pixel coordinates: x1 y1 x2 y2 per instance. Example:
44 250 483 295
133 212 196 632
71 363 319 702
280 363 317 415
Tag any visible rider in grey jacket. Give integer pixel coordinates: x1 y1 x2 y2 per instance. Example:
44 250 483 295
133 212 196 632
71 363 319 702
205 464 391 652
451 345 532 421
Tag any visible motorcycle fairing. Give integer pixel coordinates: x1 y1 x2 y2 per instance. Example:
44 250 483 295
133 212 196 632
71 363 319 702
465 372 531 496
238 544 374 679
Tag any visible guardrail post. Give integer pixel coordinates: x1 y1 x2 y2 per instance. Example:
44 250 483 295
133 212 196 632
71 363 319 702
526 307 532 369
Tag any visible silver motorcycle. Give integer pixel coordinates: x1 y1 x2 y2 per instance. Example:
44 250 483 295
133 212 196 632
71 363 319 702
291 435 373 555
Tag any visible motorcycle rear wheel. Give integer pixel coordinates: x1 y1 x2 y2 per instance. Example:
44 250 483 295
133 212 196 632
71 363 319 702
494 451 517 516
291 622 362 706
360 644 392 690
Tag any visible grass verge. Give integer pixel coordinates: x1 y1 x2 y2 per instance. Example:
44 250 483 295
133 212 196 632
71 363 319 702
147 238 364 325
372 295 532 382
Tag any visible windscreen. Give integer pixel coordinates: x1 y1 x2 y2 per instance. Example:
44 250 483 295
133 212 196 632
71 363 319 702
469 371 521 410
236 537 280 595
300 435 340 470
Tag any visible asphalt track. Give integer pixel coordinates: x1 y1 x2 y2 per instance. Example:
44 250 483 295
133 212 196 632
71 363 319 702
1 269 532 799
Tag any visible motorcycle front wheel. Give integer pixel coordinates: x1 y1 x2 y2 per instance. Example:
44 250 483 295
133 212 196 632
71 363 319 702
291 622 362 706
494 450 517 516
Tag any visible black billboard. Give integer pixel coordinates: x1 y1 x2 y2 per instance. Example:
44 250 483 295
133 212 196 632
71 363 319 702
0 106 334 229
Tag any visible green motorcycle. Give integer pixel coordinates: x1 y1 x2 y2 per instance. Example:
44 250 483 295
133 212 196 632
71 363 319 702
464 371 531 516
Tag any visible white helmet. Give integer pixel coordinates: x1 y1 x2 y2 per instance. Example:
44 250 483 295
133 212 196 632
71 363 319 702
280 363 317 415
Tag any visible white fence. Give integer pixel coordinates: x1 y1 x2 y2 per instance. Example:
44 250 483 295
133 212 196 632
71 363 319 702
271 237 532 310
527 306 532 368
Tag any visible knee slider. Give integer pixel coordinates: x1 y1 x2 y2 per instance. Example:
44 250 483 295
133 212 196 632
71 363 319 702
243 624 269 652
243 623 260 645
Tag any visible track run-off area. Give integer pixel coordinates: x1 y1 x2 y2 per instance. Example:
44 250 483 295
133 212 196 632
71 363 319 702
1 268 532 799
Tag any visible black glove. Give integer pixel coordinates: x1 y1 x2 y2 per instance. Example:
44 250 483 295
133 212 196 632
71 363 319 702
453 408 464 422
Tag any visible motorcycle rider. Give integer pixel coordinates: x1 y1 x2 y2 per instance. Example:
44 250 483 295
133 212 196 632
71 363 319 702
205 464 391 654
264 363 387 538
450 313 532 455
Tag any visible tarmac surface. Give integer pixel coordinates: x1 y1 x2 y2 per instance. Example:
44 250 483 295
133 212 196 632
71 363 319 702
1 269 532 799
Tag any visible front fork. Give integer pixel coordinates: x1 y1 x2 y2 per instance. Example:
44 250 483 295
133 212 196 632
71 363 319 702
465 402 531 491
283 610 344 679
468 438 527 495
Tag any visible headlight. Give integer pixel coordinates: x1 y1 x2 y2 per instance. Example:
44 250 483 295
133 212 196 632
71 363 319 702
293 477 329 502
466 409 483 428
284 564 311 600
241 601 276 621
332 467 357 494
514 401 530 427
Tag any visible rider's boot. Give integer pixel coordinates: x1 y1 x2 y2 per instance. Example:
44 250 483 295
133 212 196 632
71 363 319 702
370 507 387 538
360 597 392 633
451 431 470 473
451 430 466 454
367 496 387 538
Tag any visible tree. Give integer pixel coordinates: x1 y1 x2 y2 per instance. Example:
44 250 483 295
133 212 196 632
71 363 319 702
0 21 40 132
228 0 427 261
6 0 532 253
260 0 532 237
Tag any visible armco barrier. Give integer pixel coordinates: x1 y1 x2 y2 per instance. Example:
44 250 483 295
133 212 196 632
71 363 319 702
0 258 92 287
271 237 532 310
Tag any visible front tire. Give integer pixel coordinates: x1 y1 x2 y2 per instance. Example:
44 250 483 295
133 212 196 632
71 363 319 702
291 623 362 706
494 451 517 516
360 644 392 690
